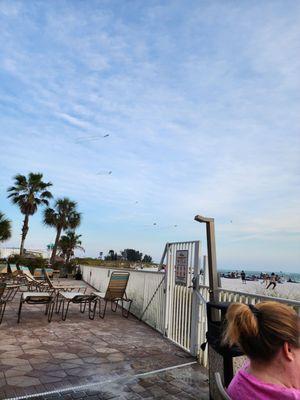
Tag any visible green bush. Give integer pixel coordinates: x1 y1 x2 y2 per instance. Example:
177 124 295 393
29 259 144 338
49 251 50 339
8 254 48 273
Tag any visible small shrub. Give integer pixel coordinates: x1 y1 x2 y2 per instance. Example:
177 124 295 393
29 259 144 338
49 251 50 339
8 254 48 274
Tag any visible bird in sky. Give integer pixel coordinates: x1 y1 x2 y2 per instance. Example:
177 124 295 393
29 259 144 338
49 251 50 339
76 133 110 143
96 170 112 175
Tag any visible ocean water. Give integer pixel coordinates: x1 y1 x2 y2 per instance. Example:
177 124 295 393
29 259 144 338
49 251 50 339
219 269 300 283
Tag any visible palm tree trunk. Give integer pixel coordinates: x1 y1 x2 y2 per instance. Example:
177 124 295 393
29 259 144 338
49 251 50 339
66 251 71 264
50 226 62 265
20 214 29 255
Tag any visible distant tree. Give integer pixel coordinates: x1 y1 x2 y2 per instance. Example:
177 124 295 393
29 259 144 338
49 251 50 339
142 254 152 263
43 198 81 264
105 250 118 260
7 172 52 255
58 230 85 263
0 212 11 242
123 249 143 262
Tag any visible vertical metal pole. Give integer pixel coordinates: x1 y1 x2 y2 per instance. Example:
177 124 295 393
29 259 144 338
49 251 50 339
164 244 170 337
190 241 201 356
206 220 218 303
194 215 218 303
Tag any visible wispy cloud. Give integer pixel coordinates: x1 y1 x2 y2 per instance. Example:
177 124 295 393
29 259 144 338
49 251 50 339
0 1 299 269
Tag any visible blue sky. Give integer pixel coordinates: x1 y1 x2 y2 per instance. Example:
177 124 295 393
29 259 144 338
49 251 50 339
0 0 299 272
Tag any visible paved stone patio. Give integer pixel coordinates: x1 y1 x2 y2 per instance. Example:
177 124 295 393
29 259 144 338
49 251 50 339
0 280 209 399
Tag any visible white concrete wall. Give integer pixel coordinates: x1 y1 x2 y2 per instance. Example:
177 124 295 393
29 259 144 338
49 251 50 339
81 265 166 333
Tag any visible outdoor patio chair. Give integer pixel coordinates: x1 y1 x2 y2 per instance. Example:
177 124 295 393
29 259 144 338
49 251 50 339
0 266 21 298
17 292 56 323
2 284 19 301
19 265 36 280
0 283 8 324
43 268 87 293
214 372 232 400
56 292 97 321
8 264 27 284
92 271 132 319
21 273 49 292
0 264 8 274
33 268 44 279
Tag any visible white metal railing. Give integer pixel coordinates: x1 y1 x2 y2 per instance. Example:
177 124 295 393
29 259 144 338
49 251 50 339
197 285 210 367
164 241 200 353
169 285 193 351
217 287 300 315
80 266 300 370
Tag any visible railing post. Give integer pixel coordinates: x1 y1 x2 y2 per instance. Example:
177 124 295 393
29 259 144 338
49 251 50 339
164 243 171 337
190 242 201 356
194 215 218 303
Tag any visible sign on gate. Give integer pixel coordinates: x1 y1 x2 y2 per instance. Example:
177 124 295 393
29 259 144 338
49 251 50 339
175 249 188 285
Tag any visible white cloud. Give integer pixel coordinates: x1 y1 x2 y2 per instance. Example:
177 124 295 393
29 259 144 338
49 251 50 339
0 1 299 268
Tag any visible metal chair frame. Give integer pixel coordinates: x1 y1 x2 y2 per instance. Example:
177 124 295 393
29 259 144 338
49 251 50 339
92 272 133 319
43 268 87 293
17 293 56 323
0 283 7 325
94 293 133 319
0 300 6 324
56 293 97 321
2 285 19 301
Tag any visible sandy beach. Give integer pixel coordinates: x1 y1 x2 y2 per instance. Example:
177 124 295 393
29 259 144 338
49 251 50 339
221 277 300 301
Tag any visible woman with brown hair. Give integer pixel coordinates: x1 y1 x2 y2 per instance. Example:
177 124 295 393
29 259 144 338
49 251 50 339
223 301 300 399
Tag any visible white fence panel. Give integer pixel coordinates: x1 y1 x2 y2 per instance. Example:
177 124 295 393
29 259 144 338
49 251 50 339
164 241 200 352
80 265 165 332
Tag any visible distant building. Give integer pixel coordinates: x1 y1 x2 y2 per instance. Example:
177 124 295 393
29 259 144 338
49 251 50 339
0 247 48 259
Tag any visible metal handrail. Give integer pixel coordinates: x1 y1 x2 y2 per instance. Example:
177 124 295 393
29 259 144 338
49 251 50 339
216 287 300 307
198 284 300 307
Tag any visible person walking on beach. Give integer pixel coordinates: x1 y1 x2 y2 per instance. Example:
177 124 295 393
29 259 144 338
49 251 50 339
267 273 277 290
264 273 270 288
241 270 246 284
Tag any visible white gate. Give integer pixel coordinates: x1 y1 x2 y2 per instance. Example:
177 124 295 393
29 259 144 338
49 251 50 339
163 241 201 353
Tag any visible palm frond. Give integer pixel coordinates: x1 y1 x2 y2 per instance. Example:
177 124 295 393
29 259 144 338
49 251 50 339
0 212 12 242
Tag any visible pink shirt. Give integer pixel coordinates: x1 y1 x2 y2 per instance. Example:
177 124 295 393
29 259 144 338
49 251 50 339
228 367 300 400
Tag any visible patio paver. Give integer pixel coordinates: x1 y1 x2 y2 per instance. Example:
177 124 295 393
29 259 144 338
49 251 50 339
0 280 208 399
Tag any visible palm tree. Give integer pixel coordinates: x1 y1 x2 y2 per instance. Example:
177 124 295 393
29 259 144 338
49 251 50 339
7 173 53 255
58 230 85 263
43 198 81 264
0 212 12 242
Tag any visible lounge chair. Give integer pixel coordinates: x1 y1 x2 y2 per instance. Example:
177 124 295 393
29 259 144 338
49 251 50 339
0 264 8 275
2 284 19 301
0 266 21 299
92 271 132 319
0 265 8 282
43 269 86 293
17 292 56 323
19 265 35 280
56 292 97 321
33 268 44 279
32 267 53 279
21 272 49 292
8 265 26 284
